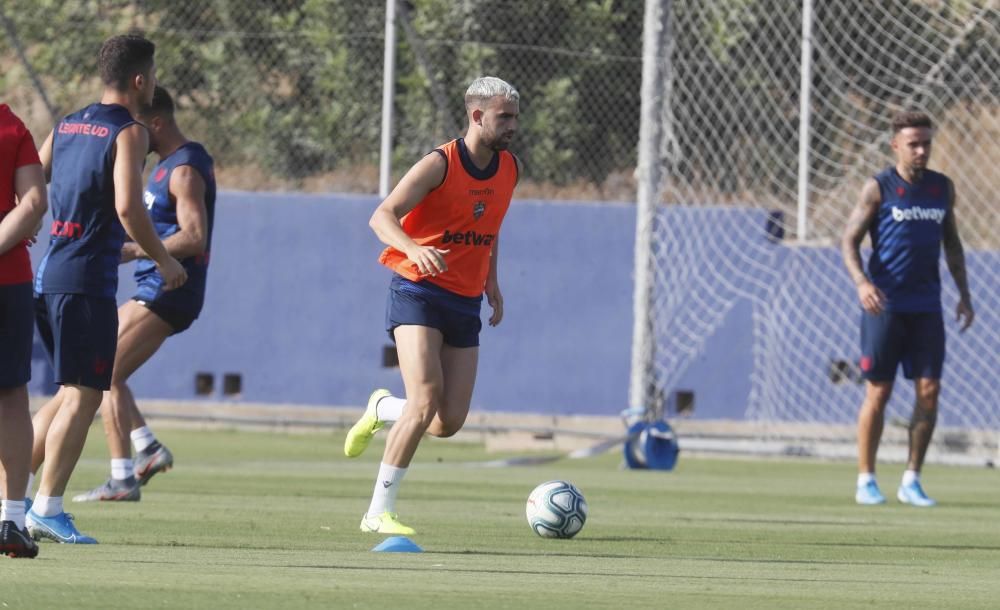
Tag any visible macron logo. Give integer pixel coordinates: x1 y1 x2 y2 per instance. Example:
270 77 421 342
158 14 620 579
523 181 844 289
891 206 945 224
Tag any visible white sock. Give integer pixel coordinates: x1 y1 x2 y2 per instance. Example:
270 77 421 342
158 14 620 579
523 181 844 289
902 470 919 486
32 494 63 518
131 426 157 453
25 472 35 499
857 472 876 486
1 499 26 529
111 458 134 481
376 396 406 423
366 463 408 517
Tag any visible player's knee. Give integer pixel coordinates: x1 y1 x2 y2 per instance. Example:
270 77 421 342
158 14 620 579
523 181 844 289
864 381 893 409
915 383 940 410
433 418 464 438
916 392 939 409
406 395 442 429
431 406 469 438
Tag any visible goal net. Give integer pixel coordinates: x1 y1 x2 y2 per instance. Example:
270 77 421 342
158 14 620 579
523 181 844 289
635 1 1000 458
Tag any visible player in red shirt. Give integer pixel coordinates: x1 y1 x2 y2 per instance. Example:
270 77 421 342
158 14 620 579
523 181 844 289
0 104 48 558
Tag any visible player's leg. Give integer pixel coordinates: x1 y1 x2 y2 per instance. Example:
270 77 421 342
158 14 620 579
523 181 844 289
27 384 102 543
360 325 445 535
426 343 478 438
0 388 39 558
27 292 62 494
27 294 116 543
858 382 894 473
120 302 180 482
897 312 945 507
76 301 172 502
344 282 434 458
0 283 39 558
0 386 33 504
904 377 939 465
855 310 902 505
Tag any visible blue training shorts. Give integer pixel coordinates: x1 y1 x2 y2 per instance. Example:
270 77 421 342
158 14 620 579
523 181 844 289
385 274 482 348
34 293 118 390
132 296 198 334
0 282 34 388
859 310 945 382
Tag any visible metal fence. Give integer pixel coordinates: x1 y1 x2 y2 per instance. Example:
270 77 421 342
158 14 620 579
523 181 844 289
0 0 645 198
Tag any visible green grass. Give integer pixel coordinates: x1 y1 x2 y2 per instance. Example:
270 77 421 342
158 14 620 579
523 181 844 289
4 425 1000 609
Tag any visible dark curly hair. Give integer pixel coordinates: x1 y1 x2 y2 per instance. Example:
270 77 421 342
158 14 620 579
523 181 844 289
98 34 155 91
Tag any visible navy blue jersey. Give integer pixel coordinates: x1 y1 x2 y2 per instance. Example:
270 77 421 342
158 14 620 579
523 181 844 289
35 103 137 297
867 167 949 312
133 141 215 312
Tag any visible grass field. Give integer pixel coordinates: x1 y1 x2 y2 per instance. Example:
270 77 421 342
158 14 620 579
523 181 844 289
3 424 1000 609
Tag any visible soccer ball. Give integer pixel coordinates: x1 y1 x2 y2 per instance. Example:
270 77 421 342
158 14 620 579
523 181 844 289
525 480 588 539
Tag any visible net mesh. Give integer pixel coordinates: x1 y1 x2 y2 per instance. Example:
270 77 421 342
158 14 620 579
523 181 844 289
0 0 644 197
2 1 998 448
646 1 1000 445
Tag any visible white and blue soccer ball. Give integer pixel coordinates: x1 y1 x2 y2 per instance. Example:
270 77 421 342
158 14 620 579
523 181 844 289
525 480 588 539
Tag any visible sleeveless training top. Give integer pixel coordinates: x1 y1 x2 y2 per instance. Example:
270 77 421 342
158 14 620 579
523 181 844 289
379 138 517 297
134 141 216 310
35 103 137 297
868 166 949 313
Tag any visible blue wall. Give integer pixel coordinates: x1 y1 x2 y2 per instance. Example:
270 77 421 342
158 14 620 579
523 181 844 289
28 194 999 427
30 193 636 415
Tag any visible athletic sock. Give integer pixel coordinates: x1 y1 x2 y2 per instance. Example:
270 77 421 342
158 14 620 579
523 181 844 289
366 463 408 517
32 495 63 518
111 458 134 481
857 472 876 487
901 469 919 487
1 500 26 529
130 426 157 453
375 396 406 423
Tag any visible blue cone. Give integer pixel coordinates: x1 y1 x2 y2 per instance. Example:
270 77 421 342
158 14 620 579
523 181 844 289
372 536 423 553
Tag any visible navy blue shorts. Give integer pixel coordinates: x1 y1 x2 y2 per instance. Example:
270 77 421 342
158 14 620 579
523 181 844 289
385 275 482 348
132 296 198 334
34 293 118 390
0 282 34 388
859 310 945 382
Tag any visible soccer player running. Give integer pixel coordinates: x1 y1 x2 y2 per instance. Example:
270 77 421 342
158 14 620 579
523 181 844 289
62 85 212 502
0 104 48 558
841 111 974 507
344 76 521 535
26 35 186 544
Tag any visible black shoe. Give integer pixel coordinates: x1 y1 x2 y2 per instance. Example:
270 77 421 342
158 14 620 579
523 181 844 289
1 520 39 558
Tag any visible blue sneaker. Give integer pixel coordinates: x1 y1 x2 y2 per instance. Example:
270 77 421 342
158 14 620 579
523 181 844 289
25 511 98 544
855 480 886 505
897 480 936 507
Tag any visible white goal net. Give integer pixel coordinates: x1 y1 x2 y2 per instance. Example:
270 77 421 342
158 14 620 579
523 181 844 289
635 0 1000 457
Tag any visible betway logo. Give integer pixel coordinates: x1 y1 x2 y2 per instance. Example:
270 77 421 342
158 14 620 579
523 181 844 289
891 206 945 224
441 229 495 247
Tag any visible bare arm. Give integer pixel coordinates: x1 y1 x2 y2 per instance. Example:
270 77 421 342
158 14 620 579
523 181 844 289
484 153 521 326
0 163 48 255
122 165 208 262
841 177 885 314
38 129 54 182
485 234 503 326
114 124 187 289
942 178 974 331
369 152 449 276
